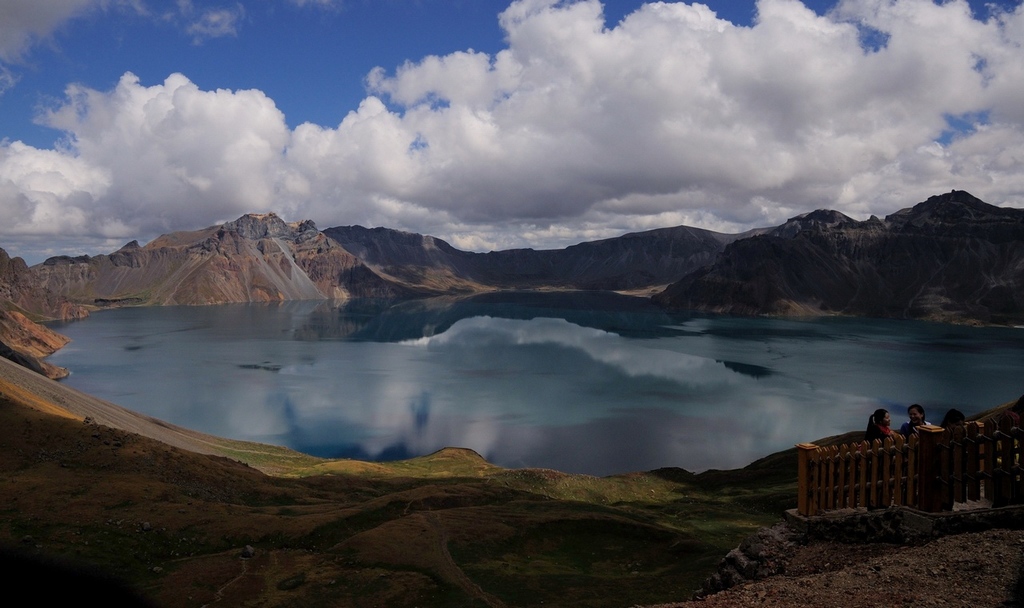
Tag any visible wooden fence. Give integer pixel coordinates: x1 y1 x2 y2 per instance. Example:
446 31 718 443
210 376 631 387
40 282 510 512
797 418 1024 516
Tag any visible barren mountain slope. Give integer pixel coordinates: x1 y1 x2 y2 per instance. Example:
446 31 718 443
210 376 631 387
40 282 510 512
324 223 735 292
655 191 1024 325
27 214 413 308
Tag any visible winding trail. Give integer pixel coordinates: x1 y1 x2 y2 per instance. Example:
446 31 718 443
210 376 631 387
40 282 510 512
201 553 253 607
425 512 509 608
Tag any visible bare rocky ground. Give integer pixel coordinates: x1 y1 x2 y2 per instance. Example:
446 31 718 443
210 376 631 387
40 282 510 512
640 525 1024 608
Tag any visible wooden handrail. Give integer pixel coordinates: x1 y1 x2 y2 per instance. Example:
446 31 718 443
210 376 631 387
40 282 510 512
796 419 1021 516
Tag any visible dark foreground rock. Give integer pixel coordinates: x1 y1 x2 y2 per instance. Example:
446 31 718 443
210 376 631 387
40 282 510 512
679 505 1024 608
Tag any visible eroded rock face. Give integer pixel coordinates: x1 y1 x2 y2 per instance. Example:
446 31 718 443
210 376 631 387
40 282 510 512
26 213 413 308
0 309 71 379
17 214 744 314
0 248 80 377
654 191 1024 325
1 247 89 321
0 310 68 358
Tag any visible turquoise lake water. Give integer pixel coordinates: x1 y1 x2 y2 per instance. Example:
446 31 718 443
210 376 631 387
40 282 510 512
46 292 1024 475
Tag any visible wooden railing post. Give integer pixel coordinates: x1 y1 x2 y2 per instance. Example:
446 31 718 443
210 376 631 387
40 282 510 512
906 435 918 508
892 434 905 507
966 422 981 501
916 425 945 512
869 439 881 508
983 419 997 503
997 416 1015 506
797 443 818 516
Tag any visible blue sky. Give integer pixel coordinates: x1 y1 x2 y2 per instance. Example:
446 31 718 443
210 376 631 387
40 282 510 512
1 0 1023 263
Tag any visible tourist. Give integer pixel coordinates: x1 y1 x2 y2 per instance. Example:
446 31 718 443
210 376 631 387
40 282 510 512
1000 394 1024 426
940 408 965 429
899 404 931 437
864 408 892 443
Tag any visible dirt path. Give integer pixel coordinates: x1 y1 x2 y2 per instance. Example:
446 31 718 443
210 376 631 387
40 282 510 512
425 512 508 608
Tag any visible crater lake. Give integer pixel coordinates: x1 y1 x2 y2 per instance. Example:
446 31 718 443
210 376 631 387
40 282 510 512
46 292 1024 476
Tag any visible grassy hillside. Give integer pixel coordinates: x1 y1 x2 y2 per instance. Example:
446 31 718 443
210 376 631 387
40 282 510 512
0 365 793 607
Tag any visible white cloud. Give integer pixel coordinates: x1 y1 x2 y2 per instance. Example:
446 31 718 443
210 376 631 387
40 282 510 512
2 0 1024 264
178 1 245 43
29 71 290 238
0 0 100 62
286 0 337 7
0 64 17 95
0 141 110 235
350 0 1024 227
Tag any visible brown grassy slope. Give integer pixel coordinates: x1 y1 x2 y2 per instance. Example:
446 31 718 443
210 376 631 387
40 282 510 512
0 356 785 608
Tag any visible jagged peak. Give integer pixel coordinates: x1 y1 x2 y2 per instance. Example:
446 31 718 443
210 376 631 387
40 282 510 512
796 209 855 223
222 213 318 241
770 208 856 239
289 219 318 232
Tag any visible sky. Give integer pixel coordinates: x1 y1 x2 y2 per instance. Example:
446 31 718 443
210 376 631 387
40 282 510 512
1 0 1023 264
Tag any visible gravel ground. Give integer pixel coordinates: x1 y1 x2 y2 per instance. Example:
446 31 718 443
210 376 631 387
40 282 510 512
643 528 1024 607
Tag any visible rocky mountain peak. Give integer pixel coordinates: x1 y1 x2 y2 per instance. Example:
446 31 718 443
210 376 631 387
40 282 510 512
883 190 1024 240
221 213 319 241
885 190 1019 226
655 191 1024 324
771 208 856 239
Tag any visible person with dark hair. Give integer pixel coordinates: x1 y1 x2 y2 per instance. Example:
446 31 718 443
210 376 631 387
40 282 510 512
865 408 892 443
1002 394 1024 426
899 403 931 438
940 408 965 429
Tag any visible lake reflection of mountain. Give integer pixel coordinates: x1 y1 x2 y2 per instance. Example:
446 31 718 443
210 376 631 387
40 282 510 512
291 291 697 343
48 293 1024 476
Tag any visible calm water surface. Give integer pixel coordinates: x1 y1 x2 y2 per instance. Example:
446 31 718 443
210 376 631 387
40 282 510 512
47 292 1024 475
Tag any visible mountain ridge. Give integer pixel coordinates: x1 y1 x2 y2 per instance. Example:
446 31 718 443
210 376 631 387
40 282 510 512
322 222 737 293
2 189 1022 333
12 213 741 320
26 213 419 311
654 190 1024 324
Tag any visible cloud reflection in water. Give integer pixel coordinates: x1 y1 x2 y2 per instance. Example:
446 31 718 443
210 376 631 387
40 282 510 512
47 300 1024 476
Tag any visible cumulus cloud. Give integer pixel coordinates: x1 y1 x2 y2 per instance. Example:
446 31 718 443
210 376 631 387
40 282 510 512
2 0 1024 262
31 72 290 236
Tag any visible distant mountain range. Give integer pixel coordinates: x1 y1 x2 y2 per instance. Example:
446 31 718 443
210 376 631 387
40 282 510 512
654 190 1024 325
19 212 744 313
322 223 746 293
1 189 1022 376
